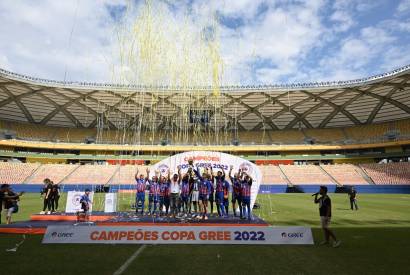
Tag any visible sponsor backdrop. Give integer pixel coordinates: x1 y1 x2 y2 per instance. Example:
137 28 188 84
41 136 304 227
150 151 262 208
104 193 117 213
42 226 314 245
65 191 94 213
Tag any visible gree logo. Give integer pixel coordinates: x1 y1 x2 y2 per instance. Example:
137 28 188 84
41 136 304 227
281 232 304 238
51 232 74 238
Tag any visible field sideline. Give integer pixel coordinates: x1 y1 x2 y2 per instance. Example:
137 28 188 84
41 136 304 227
1 193 410 275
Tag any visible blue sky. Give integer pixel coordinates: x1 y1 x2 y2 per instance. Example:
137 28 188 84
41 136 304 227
0 0 410 85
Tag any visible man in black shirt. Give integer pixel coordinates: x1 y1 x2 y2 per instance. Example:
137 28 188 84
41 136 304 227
314 186 341 248
348 186 358 210
40 178 53 214
50 181 61 212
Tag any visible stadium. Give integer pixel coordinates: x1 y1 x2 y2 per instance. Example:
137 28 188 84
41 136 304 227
1 1 410 275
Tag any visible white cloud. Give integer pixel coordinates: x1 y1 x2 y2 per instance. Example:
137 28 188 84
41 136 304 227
397 0 410 13
0 0 408 86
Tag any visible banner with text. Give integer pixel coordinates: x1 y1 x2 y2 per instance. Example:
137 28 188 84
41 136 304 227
42 225 313 245
150 151 262 209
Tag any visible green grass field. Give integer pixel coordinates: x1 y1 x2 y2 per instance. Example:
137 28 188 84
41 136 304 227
1 193 410 275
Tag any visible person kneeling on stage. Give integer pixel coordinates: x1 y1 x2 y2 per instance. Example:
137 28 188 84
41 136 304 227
79 189 92 222
135 169 148 215
229 166 243 218
241 172 253 220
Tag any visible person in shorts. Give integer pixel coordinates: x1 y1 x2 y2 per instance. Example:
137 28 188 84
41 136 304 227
314 186 341 248
1 184 23 224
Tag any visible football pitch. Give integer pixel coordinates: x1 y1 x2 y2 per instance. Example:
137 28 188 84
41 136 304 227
1 193 410 275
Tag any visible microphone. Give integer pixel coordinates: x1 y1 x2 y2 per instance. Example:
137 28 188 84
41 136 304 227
311 192 319 196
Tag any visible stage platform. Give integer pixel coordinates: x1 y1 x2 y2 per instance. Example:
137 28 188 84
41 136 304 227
0 212 268 234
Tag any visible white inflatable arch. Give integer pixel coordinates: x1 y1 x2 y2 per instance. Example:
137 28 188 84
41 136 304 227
150 151 261 208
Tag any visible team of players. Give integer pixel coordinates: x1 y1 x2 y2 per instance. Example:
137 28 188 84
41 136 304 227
134 162 253 220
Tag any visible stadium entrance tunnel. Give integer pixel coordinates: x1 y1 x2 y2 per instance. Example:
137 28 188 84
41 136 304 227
286 186 304 193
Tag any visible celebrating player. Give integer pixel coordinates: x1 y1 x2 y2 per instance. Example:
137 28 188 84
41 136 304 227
147 169 160 216
229 166 243 218
213 167 227 217
135 168 148 215
159 175 170 216
241 171 253 220
179 167 191 216
195 166 212 220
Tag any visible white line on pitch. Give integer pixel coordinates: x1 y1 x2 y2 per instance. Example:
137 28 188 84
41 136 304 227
113 245 147 275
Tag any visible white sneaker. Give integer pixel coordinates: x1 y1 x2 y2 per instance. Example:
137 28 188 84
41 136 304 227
319 241 329 246
47 211 51 215
332 240 341 248
39 211 45 215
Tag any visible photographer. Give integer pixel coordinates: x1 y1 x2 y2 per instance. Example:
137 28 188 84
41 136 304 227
1 184 24 224
1 184 23 224
313 186 341 248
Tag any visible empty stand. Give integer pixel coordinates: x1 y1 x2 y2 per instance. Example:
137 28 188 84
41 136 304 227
361 162 410 185
237 131 269 145
345 123 390 143
321 164 368 185
0 162 40 184
258 165 288 185
279 164 335 185
111 165 149 185
62 164 118 185
304 128 346 144
269 130 305 144
28 164 79 184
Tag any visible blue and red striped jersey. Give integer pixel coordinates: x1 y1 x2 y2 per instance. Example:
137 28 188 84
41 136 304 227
160 182 170 197
136 179 146 193
200 180 212 196
241 180 252 197
181 181 190 196
149 181 160 195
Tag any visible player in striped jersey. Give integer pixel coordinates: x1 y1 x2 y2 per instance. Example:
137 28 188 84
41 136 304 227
229 166 243 218
179 167 191 215
212 167 226 217
194 166 212 220
135 168 148 215
222 178 230 217
147 169 160 216
159 175 170 216
241 172 253 220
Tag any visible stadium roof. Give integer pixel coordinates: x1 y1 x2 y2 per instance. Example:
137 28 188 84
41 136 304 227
0 65 409 131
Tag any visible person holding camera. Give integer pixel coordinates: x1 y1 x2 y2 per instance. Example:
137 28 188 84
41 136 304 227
313 186 341 248
0 184 23 224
